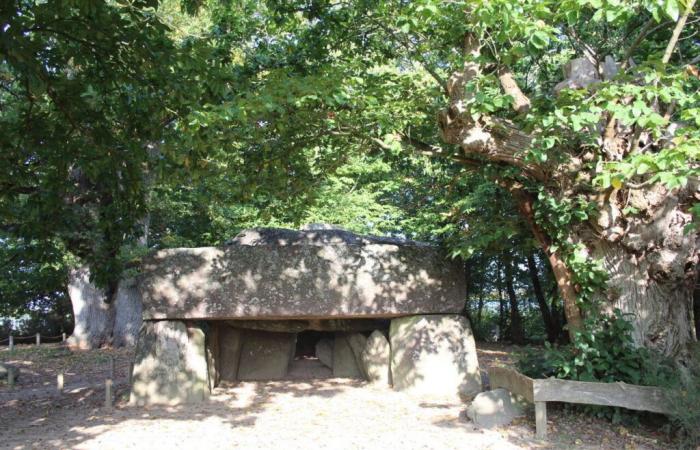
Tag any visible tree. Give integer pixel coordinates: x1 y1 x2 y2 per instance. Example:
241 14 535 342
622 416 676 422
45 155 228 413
0 0 199 346
2 0 697 357
208 0 697 357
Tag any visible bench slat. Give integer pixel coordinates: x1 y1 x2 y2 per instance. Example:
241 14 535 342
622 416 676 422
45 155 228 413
533 378 670 414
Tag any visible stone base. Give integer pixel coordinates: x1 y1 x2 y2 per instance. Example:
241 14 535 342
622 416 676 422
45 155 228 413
130 320 209 405
390 314 481 401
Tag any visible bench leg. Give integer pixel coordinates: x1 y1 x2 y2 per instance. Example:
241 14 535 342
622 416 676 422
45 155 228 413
535 401 547 439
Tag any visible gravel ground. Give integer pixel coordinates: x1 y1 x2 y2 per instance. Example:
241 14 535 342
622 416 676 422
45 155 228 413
0 344 674 450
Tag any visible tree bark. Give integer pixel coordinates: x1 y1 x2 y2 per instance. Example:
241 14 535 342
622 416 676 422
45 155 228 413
436 34 698 358
497 262 507 342
591 192 698 356
527 253 560 342
514 191 584 338
67 266 141 349
504 254 526 344
694 267 700 341
477 294 484 325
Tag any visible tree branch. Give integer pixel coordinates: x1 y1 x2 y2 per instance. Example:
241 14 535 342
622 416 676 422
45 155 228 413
497 65 531 113
662 0 698 64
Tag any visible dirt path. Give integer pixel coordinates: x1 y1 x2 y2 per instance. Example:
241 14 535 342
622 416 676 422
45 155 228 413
0 344 673 450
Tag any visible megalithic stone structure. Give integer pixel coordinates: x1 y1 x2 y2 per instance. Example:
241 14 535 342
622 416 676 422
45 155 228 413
129 227 482 405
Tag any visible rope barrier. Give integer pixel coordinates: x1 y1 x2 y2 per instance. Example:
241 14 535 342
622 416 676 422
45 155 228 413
2 333 69 343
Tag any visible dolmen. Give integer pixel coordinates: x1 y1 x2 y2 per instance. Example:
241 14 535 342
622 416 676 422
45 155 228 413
130 227 482 405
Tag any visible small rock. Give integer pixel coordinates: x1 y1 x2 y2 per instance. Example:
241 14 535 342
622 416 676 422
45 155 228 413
466 388 525 428
0 363 20 381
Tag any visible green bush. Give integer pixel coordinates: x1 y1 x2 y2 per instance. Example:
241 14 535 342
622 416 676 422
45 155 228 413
664 344 700 449
516 310 699 444
516 309 657 384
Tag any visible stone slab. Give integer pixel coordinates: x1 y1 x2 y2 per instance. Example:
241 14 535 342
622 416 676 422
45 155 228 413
138 228 465 320
361 330 391 385
236 330 296 380
205 323 220 389
130 320 209 405
219 326 243 382
390 314 482 401
316 337 333 369
332 333 364 378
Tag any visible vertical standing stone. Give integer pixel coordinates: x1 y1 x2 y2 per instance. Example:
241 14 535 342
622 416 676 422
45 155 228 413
219 326 243 382
129 321 210 405
361 330 391 385
390 314 481 401
332 333 365 379
205 323 221 389
315 338 334 369
236 330 296 380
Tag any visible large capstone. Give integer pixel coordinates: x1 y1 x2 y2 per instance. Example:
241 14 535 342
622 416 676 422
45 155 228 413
138 228 465 320
390 314 481 401
130 321 209 405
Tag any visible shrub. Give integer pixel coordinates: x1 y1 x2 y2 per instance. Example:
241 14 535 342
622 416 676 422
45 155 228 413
516 309 654 384
516 310 699 443
663 344 700 449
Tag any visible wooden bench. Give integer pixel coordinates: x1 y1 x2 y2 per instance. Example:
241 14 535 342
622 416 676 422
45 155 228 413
487 367 671 439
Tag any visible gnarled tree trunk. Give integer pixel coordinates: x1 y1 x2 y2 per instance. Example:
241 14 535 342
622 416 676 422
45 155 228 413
436 33 698 357
590 187 698 357
67 266 141 349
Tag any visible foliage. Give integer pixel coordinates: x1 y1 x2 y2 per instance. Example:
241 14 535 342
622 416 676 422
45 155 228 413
664 345 700 448
1 0 697 361
517 309 661 383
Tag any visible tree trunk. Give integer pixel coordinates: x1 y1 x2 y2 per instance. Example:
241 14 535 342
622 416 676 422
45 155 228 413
504 255 525 345
67 266 141 349
112 278 142 347
497 263 507 342
587 187 698 357
694 267 700 341
437 36 698 358
513 191 584 339
527 253 559 343
477 294 484 325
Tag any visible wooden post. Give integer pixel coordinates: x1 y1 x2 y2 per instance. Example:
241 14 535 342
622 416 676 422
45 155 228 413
62 333 66 343
7 367 14 388
8 335 13 352
109 356 115 379
535 401 547 439
105 379 113 408
35 333 40 346
57 373 64 393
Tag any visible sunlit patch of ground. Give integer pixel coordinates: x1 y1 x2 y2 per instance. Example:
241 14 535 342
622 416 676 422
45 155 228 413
0 343 673 450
